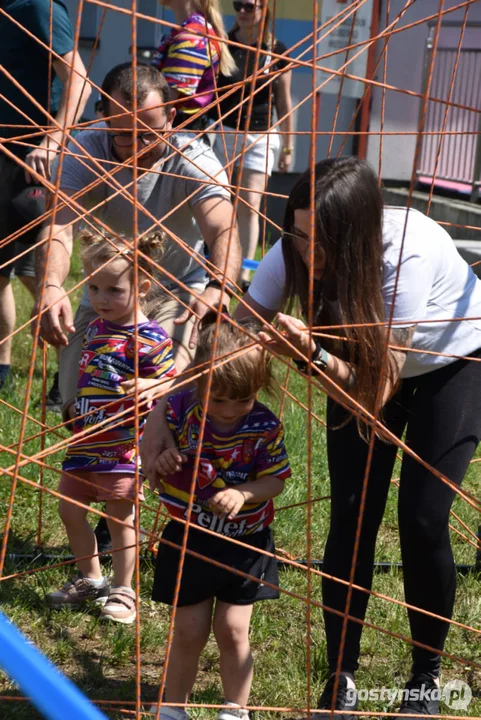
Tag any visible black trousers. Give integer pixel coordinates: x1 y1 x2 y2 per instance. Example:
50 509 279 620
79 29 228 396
322 349 481 677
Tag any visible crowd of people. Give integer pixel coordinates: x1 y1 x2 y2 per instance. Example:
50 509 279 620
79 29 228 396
1 2 481 720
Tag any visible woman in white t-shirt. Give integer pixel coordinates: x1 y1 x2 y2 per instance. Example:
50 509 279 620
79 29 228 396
235 157 481 720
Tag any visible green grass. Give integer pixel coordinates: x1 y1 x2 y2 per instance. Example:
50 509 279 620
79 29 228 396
0 249 480 719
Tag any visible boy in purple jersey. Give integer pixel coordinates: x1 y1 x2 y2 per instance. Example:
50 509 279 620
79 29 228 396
149 311 290 720
47 230 176 623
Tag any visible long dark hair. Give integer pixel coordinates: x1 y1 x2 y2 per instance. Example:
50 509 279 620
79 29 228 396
282 157 395 418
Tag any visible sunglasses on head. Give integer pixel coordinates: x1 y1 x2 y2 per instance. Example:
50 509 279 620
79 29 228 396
233 1 257 13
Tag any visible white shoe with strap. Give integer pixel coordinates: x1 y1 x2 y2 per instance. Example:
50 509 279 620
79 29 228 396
100 586 136 624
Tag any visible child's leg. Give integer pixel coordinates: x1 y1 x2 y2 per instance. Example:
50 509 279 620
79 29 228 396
105 498 135 588
59 497 102 579
165 599 214 704
213 602 254 706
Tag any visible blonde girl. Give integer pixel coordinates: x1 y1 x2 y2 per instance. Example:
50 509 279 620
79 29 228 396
153 0 235 133
47 231 176 624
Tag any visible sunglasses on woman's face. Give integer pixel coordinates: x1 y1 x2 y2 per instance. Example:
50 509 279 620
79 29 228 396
233 1 258 13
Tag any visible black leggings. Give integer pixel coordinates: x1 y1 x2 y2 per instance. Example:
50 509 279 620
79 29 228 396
322 349 481 677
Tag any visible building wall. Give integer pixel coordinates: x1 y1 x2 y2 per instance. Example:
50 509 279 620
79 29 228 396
62 0 164 116
366 0 481 182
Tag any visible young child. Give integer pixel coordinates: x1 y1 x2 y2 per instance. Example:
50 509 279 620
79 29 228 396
47 230 176 623
150 311 291 719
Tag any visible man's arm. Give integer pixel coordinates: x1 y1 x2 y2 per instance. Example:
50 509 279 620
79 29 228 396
33 190 81 346
25 50 91 182
175 195 242 347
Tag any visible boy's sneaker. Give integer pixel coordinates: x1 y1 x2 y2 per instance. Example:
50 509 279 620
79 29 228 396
395 673 441 718
100 586 136 624
46 575 110 607
147 706 189 720
311 674 358 720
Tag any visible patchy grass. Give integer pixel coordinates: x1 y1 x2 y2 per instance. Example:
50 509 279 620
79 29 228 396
0 248 480 719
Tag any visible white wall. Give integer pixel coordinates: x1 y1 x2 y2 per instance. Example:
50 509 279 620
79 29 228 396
63 0 165 118
367 0 481 181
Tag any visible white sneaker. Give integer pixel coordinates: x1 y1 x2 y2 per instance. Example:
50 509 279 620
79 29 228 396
217 705 250 720
147 705 189 720
100 586 136 624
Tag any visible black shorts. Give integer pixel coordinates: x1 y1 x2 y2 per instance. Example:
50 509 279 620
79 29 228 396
0 154 43 279
152 520 280 607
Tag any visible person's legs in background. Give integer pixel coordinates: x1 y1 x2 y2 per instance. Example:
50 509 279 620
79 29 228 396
0 154 19 391
0 153 59 397
0 250 37 390
235 167 268 291
213 130 278 293
0 274 15 391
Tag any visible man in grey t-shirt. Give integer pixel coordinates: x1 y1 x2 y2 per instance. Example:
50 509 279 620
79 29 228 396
34 63 241 420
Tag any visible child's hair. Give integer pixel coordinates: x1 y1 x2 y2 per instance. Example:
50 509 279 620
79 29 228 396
195 309 274 398
79 228 165 277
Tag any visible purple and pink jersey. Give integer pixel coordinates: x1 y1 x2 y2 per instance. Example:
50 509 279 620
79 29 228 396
152 13 221 118
159 389 291 538
63 317 176 474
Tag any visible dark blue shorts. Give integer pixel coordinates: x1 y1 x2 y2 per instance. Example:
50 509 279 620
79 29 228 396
152 520 280 607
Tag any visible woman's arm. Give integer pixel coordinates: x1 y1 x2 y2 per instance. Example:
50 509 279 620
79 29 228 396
260 313 416 409
274 69 293 174
233 291 279 324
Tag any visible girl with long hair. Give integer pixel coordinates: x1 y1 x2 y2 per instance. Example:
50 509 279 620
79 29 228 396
153 0 235 133
212 0 293 291
235 157 481 719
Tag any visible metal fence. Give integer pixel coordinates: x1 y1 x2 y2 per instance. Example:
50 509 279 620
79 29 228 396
416 22 481 201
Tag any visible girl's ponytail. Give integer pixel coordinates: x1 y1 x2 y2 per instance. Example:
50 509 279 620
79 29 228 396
194 0 237 76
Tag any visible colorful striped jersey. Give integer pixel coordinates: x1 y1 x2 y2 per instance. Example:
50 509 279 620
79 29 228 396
63 317 176 474
159 389 291 537
152 12 220 118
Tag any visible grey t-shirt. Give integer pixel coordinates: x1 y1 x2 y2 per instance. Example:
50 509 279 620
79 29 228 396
53 127 230 303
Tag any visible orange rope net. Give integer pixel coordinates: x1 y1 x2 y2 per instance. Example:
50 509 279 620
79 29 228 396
0 0 480 718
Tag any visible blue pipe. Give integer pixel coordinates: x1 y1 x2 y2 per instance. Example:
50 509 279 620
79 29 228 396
241 258 260 271
0 611 108 720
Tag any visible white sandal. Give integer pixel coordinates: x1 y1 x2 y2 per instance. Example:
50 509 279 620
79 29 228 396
100 586 136 624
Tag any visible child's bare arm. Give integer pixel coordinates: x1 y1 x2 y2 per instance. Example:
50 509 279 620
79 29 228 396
209 475 285 520
121 376 175 403
148 448 187 493
155 447 187 476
